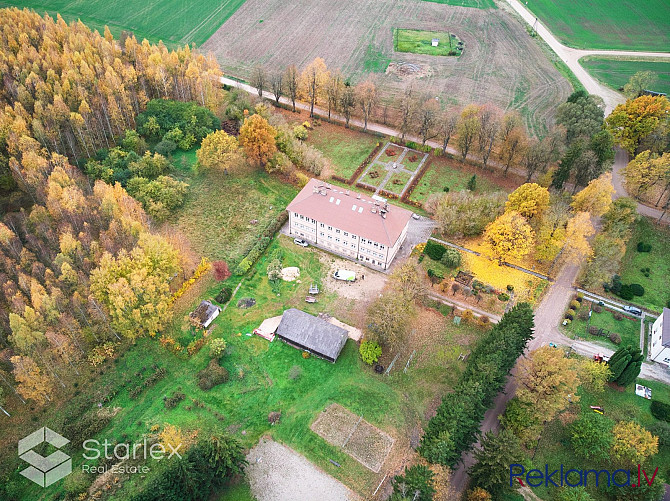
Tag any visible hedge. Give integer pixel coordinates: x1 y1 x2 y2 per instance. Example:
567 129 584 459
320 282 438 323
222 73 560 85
234 211 288 275
651 400 670 422
424 240 447 261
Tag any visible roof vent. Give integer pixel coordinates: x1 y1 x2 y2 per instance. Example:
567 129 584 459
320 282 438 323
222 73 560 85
358 207 363 213
352 204 357 211
345 190 350 196
371 208 377 213
320 190 327 196
357 194 361 199
329 197 334 203
335 199 341 205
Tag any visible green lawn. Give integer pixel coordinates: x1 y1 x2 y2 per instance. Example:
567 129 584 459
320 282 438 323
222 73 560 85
564 305 641 350
0 0 246 46
580 57 670 95
618 217 670 313
523 0 670 51
306 125 381 180
384 171 412 193
409 157 504 203
402 151 425 172
530 376 670 501
420 0 496 9
359 166 387 188
395 29 463 57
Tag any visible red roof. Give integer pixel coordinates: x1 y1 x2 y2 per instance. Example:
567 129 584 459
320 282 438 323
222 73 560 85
287 179 413 246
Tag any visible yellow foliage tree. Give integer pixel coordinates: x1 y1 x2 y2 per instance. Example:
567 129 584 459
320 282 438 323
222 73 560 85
11 355 54 404
467 487 492 501
572 172 615 216
605 95 670 155
431 464 456 501
505 183 550 220
623 150 670 198
196 130 243 173
483 211 534 263
158 424 194 454
239 114 277 167
610 421 658 467
578 359 611 394
562 212 594 264
299 57 329 117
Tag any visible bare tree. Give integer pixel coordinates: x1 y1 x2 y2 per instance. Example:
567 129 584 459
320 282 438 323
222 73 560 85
456 104 481 162
356 79 377 132
479 107 501 169
284 65 299 112
399 85 416 140
477 106 495 154
498 111 522 154
251 66 267 98
340 83 355 128
417 97 440 146
270 71 283 106
439 113 458 154
500 127 527 176
325 70 344 120
522 139 550 182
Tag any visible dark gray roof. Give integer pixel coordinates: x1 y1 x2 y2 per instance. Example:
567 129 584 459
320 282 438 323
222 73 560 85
663 308 670 346
190 300 220 325
276 309 348 362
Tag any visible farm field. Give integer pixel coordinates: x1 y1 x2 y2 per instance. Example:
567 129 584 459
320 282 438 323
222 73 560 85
0 0 245 46
580 57 670 95
523 0 670 51
394 29 463 57
203 0 572 137
421 0 495 8
617 217 670 313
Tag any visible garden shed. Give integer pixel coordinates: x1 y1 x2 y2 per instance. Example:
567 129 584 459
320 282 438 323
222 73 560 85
275 309 348 363
190 300 221 329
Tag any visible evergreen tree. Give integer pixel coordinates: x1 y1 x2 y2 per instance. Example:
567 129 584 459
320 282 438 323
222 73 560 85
469 430 528 497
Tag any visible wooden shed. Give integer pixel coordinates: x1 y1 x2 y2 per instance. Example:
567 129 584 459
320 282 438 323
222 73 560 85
275 309 348 363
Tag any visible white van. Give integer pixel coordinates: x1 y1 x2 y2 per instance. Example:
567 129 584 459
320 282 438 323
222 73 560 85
333 270 356 282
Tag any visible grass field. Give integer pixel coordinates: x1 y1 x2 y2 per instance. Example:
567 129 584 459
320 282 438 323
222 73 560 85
384 170 412 193
0 0 246 46
421 0 496 8
563 305 641 350
618 217 670 313
580 57 670 95
524 0 670 51
394 29 462 57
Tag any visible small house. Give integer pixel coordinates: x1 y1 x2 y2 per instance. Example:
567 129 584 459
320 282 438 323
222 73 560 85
431 38 439 47
190 300 221 329
275 309 348 363
650 308 670 364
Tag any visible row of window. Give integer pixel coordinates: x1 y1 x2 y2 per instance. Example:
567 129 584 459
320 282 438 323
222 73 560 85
296 214 316 224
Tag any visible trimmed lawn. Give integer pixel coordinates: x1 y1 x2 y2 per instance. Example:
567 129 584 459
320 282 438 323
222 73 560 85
564 305 641 350
359 166 386 188
384 170 412 193
420 0 496 9
523 0 670 51
618 217 670 313
580 57 670 96
306 123 381 180
394 29 463 57
0 0 246 47
401 151 425 172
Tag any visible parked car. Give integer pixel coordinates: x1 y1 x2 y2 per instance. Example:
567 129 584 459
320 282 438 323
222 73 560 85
412 213 421 220
293 238 309 247
333 270 356 282
623 305 642 316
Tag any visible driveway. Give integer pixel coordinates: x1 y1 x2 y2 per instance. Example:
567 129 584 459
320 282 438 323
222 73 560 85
388 216 436 272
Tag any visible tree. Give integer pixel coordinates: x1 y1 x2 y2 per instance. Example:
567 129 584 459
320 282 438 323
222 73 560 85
483 211 534 263
366 292 414 351
429 191 506 237
439 113 458 154
340 83 356 128
239 114 277 167
251 66 267 98
356 79 377 132
430 464 456 501
624 71 659 99
467 488 492 501
270 71 283 105
522 139 551 183
570 413 614 463
605 95 670 155
399 86 417 140
325 70 344 120
500 126 527 176
573 149 602 193
505 183 550 220
607 346 643 386
359 341 382 365
556 487 595 501
393 465 435 501
284 65 299 112
456 105 481 161
562 212 594 264
556 92 605 144
623 150 670 198
9 307 46 353
11 355 54 403
478 106 501 168
578 359 611 394
299 58 329 118
469 430 527 498
196 130 243 173
390 260 426 302
610 421 658 467
417 97 439 145
572 172 615 216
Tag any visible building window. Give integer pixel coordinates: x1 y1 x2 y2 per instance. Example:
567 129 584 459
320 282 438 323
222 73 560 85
351 243 356 248
336 229 340 234
319 232 324 237
320 223 324 228
380 245 385 250
335 238 340 243
328 235 332 240
344 232 348 237
352 235 357 239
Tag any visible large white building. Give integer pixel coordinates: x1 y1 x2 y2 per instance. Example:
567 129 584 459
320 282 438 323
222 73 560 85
650 308 670 365
286 179 413 270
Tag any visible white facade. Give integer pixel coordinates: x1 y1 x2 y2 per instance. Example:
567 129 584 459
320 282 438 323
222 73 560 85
650 309 670 364
288 210 409 270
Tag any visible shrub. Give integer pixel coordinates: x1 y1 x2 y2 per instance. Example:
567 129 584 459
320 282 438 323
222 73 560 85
393 465 435 501
498 293 510 302
467 174 477 191
210 338 227 358
424 240 447 261
567 308 576 318
618 284 634 300
293 125 308 140
648 421 670 447
570 300 580 310
462 310 475 322
443 186 450 192
651 400 670 422
578 309 590 320
609 332 622 344
589 326 600 335
197 359 229 390
507 285 514 292
213 261 231 281
630 283 645 297
154 140 177 156
359 341 382 365
288 365 302 380
302 351 310 359
164 391 185 409
637 242 652 252
440 248 462 268
612 311 623 321
593 305 603 313
216 287 233 304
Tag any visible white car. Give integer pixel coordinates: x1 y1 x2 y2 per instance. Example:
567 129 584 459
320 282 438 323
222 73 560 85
623 305 642 316
412 213 421 220
293 238 309 247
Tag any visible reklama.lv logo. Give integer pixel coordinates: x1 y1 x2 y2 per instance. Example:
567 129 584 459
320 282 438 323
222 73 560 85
510 464 660 489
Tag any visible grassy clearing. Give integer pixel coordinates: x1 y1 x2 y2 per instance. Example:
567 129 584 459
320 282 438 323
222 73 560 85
523 0 670 51
360 167 386 188
0 0 246 46
530 376 670 501
402 152 424 172
363 42 392 73
394 29 463 57
420 0 496 9
580 57 670 96
385 171 412 193
305 123 381 180
618 217 670 313
563 305 641 350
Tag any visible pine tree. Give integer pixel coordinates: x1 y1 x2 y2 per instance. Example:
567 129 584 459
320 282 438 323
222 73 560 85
469 430 527 497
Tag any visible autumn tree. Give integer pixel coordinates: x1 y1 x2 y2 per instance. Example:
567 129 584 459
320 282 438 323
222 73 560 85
340 83 356 128
399 86 417 140
578 359 611 394
439 113 458 155
505 183 550 220
356 79 378 132
562 212 594 264
299 58 329 118
467 488 492 501
572 172 615 216
239 114 277 167
483 211 534 263
325 70 344 120
610 421 658 467
456 105 481 162
430 465 456 501
469 430 527 498
366 291 415 352
623 150 670 199
605 95 670 155
500 125 527 176
284 65 299 112
11 355 54 404
522 138 551 183
196 130 243 173
251 66 267 98
417 97 439 145
390 260 426 302
623 71 658 99
477 106 501 168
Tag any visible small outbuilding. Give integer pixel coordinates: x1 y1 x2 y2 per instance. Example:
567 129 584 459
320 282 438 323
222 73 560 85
275 309 348 363
431 38 439 47
190 300 221 329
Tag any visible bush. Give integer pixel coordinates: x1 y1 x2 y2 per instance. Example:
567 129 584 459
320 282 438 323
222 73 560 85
507 285 514 292
197 359 229 390
164 391 185 409
216 287 232 304
359 341 382 365
393 465 435 501
609 332 622 344
424 240 447 261
288 365 302 380
651 400 670 422
154 140 177 156
637 242 652 252
440 248 462 268
498 293 510 302
630 283 645 297
617 284 634 300
570 300 580 310
213 261 231 281
648 421 670 447
593 305 603 313
567 308 576 318
210 338 227 358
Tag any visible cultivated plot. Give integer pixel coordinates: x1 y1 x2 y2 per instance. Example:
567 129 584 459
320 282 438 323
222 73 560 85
580 57 670 96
